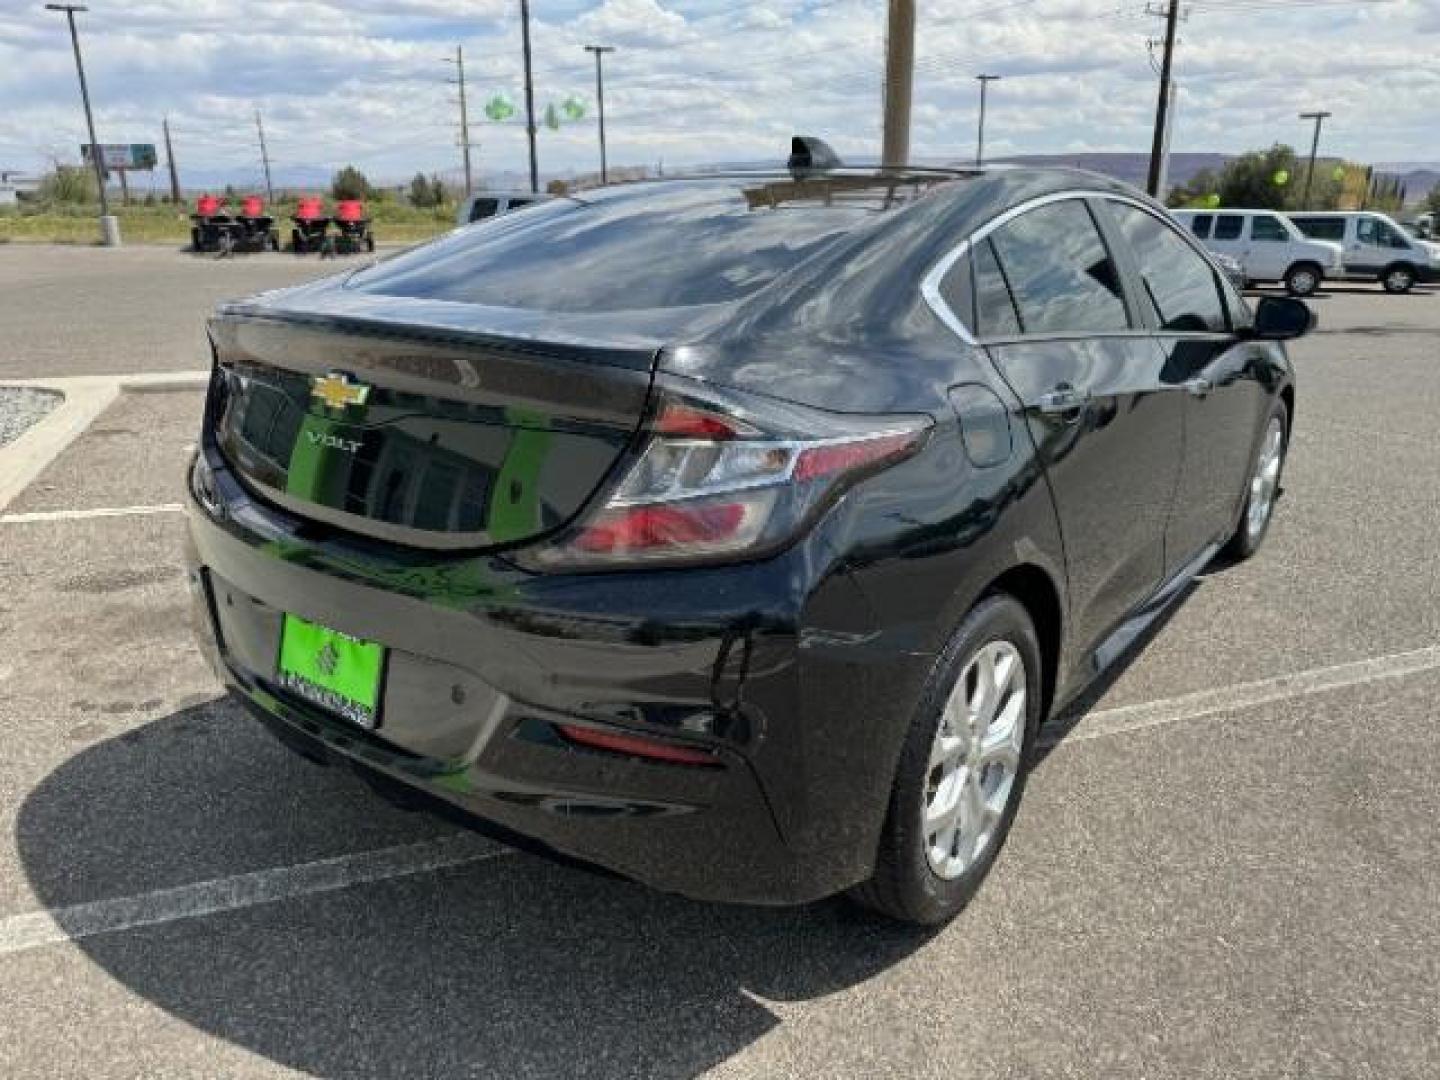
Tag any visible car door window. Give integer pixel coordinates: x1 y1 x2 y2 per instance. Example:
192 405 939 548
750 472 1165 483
986 200 1129 334
1372 219 1412 250
1356 218 1380 245
1105 202 1228 333
1213 215 1244 241
1188 214 1213 239
970 238 1023 337
1250 215 1289 242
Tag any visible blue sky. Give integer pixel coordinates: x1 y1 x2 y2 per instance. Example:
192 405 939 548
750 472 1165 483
1 0 1434 189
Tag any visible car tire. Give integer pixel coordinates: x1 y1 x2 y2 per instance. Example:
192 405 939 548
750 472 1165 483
1222 399 1289 562
1381 264 1416 294
1284 263 1322 297
850 594 1043 925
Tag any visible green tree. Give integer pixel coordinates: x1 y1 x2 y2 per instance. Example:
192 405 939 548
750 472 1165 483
1217 144 1299 210
1425 182 1440 217
1166 167 1221 208
331 165 372 201
408 171 437 207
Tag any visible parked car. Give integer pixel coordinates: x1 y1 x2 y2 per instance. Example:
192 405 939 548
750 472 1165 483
1288 210 1440 293
456 190 550 228
186 145 1308 925
1172 208 1343 296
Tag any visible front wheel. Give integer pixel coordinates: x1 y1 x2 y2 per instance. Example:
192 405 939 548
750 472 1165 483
1382 265 1416 294
850 595 1042 925
1284 262 1321 297
1222 400 1288 562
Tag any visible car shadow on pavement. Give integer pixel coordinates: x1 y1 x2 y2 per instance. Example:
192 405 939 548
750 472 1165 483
17 698 933 1079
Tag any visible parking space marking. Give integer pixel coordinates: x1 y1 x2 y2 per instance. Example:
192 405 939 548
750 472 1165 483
1045 643 1440 749
0 643 1432 957
0 834 509 959
0 503 185 524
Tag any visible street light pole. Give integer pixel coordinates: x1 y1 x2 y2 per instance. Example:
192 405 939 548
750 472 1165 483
1299 110 1332 210
443 45 474 196
975 74 1001 167
584 45 615 184
46 3 116 243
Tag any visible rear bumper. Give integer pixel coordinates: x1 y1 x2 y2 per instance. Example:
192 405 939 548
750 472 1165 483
184 446 927 905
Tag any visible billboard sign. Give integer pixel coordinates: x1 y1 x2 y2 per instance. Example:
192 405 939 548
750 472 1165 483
81 143 158 170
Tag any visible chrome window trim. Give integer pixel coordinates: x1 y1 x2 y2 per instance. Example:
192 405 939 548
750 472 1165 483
922 189 1232 345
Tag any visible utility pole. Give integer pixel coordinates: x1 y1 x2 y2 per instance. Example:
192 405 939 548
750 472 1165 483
584 45 615 183
443 46 474 196
1299 110 1331 210
254 110 275 204
881 0 915 166
45 3 116 244
519 0 539 193
1145 1 1181 198
975 74 1001 167
162 115 181 203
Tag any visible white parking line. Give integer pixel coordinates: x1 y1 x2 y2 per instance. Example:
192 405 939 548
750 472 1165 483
1044 643 1440 749
0 644 1435 958
0 834 509 959
0 503 185 524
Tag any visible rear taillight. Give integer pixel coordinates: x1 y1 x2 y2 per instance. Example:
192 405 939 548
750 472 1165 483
530 382 930 569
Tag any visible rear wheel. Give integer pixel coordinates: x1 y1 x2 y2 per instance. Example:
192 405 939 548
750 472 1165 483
1284 262 1321 297
851 595 1042 925
1382 264 1416 294
1222 400 1288 561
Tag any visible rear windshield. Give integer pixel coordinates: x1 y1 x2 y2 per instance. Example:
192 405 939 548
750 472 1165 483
350 180 891 312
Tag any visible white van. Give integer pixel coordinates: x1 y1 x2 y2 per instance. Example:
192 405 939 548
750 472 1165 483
1288 211 1440 294
1172 209 1343 297
455 191 551 228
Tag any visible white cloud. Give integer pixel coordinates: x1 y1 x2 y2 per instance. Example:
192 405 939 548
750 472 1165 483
2 0 1434 187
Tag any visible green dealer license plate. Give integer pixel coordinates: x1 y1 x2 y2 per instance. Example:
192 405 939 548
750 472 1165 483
276 614 385 729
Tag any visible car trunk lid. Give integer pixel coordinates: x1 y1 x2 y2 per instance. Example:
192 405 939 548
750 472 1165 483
207 291 667 552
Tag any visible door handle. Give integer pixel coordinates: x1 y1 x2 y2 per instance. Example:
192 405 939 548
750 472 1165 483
1183 377 1213 398
1036 384 1091 418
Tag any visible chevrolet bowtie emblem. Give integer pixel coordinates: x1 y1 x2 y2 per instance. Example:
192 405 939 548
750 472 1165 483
310 371 372 411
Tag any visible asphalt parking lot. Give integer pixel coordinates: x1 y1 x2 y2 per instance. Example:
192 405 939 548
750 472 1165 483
1 245 1438 1078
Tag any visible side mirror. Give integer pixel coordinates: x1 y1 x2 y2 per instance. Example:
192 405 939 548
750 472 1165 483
1248 296 1315 341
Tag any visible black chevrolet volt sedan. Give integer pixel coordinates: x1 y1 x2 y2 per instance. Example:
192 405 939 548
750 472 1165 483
185 143 1310 924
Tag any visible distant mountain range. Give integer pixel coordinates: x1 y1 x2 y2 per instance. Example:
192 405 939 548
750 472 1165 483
123 152 1440 206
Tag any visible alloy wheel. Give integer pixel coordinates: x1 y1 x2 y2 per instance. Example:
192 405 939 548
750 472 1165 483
1289 269 1317 296
923 640 1027 880
1247 418 1285 541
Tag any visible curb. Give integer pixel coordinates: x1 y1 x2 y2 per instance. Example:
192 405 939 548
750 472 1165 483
0 370 208 513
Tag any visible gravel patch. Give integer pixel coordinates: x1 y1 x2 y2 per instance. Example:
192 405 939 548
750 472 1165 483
0 387 62 448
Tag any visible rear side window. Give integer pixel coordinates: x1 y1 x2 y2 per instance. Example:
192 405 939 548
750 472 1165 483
1251 215 1289 242
987 200 1129 334
1189 214 1213 239
1106 203 1227 333
1293 216 1345 242
467 198 500 223
1213 215 1244 241
972 239 1022 337
356 182 872 312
